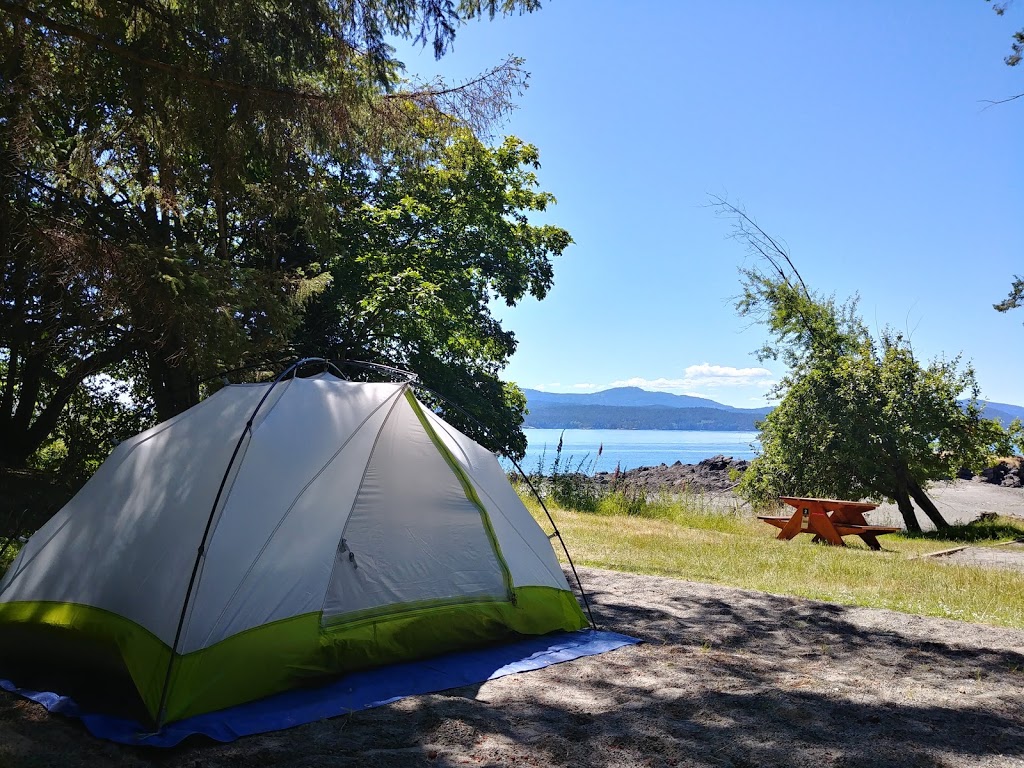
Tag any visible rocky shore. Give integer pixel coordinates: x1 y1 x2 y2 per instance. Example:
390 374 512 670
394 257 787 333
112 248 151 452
583 454 1024 496
959 456 1023 488
590 454 749 495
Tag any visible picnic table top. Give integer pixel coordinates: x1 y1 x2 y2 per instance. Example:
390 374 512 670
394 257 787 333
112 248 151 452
778 496 879 512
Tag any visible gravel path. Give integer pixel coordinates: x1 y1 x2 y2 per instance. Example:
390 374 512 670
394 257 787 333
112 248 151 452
869 481 1024 529
935 542 1024 572
3 567 1024 767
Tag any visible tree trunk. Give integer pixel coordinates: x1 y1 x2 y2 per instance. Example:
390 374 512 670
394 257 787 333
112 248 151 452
892 480 922 533
0 433 37 470
148 348 199 422
907 478 950 530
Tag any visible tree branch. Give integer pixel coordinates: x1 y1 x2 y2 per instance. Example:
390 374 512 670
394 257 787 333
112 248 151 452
979 92 1024 109
710 195 810 298
1 0 526 133
22 336 138 459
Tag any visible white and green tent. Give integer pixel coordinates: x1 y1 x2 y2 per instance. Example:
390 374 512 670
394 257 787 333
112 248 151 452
0 370 588 724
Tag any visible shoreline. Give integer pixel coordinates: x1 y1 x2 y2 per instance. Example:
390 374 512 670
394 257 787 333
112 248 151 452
528 454 1024 529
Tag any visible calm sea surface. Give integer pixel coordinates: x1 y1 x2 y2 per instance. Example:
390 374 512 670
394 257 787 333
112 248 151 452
513 428 760 474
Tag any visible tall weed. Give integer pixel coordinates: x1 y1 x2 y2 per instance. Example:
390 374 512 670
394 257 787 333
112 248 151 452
516 436 749 530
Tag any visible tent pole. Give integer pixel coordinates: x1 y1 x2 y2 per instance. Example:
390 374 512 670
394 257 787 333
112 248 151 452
505 456 598 631
153 357 324 727
196 357 352 388
339 359 418 382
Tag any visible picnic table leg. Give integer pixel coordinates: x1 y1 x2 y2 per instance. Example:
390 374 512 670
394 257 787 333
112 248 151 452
812 507 841 544
777 510 804 541
857 533 883 550
807 513 845 547
832 510 883 550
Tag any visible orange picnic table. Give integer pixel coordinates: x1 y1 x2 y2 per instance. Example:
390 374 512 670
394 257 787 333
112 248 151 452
758 496 900 551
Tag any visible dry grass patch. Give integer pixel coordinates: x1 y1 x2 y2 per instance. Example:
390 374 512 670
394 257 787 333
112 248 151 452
524 494 1024 629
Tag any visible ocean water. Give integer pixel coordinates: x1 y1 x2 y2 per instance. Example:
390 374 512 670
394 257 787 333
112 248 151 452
512 428 760 474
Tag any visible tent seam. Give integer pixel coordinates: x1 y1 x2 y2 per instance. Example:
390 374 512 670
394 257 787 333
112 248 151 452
0 389 253 599
406 393 516 605
420 412 567 585
316 384 412 622
157 376 296 724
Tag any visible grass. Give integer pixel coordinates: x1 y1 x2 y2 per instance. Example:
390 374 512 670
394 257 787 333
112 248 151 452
521 490 1024 629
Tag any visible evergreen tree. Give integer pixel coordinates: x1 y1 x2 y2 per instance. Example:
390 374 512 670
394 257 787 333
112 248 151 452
1 1 550 467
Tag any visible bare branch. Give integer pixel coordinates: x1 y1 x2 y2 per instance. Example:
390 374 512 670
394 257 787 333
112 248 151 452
385 56 528 136
708 195 810 298
980 92 1024 110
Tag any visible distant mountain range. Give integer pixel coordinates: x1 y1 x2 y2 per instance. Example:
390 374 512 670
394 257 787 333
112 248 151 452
523 386 762 412
978 401 1024 425
522 387 1024 432
522 387 772 430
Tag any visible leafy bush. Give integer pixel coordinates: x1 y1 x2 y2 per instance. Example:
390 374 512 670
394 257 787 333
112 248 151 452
0 540 18 579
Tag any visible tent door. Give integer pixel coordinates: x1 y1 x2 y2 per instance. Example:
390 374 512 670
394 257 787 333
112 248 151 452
320 392 512 627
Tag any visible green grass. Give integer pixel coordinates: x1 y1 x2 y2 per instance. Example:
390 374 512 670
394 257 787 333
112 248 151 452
522 491 1024 629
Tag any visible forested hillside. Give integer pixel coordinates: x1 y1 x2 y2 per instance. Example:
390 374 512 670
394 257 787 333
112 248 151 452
523 404 768 430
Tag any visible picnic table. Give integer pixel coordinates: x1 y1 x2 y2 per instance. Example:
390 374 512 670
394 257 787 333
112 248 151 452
758 496 900 550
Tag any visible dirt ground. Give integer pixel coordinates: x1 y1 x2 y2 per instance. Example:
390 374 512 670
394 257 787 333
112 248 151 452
3 566 1024 768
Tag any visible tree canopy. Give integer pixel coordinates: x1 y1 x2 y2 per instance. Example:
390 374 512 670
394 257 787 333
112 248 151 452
988 1 1023 71
1 0 564 473
718 201 1023 531
291 131 571 458
994 277 1023 318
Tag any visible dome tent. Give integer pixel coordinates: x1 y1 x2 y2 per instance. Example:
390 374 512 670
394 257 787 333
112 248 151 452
0 361 589 726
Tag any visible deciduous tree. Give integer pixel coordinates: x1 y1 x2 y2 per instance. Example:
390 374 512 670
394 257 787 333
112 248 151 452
293 132 571 459
717 200 1021 531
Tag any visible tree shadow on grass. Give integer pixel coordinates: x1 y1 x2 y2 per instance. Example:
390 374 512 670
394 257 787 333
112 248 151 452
901 516 1024 545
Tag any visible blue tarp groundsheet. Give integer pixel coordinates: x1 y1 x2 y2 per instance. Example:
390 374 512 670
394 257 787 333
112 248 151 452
1 629 638 747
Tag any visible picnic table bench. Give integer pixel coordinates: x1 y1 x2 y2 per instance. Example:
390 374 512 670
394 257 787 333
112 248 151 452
758 496 900 550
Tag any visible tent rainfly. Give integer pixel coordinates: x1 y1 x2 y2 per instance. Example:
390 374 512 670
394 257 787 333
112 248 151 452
0 367 589 725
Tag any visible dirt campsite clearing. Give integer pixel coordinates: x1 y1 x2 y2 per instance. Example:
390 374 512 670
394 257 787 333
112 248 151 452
2 566 1024 767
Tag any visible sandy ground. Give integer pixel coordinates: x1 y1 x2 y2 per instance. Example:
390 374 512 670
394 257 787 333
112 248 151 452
3 566 1024 768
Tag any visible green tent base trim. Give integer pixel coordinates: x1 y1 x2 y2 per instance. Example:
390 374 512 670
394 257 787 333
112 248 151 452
0 586 588 724
321 591 509 629
0 600 170 717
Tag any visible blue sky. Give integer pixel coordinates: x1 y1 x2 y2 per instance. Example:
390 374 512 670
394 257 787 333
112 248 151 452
399 1 1023 408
